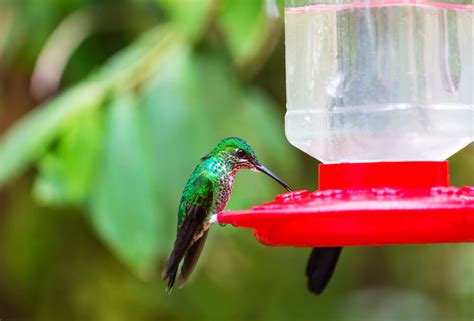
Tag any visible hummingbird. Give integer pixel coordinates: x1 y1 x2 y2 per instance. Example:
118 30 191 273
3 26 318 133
161 137 291 292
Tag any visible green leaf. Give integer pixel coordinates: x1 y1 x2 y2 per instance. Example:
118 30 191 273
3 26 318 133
89 92 162 275
0 80 108 186
0 25 181 187
157 0 215 40
217 0 282 68
139 46 198 213
33 107 105 205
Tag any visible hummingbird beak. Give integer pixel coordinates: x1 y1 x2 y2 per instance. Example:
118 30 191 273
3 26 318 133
254 164 292 192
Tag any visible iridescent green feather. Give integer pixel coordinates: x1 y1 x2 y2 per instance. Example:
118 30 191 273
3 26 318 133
177 137 258 228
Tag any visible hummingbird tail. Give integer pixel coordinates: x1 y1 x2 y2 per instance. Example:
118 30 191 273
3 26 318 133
178 230 208 288
162 197 212 292
165 269 178 294
306 247 342 295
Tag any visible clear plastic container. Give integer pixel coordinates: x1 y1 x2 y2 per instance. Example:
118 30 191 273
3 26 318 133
285 0 473 163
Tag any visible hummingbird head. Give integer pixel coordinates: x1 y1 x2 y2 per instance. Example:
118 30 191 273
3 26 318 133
209 137 291 191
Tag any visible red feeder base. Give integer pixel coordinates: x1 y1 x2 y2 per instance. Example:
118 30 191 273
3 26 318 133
217 161 474 247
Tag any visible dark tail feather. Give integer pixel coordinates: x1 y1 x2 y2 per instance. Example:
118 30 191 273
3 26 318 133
178 231 208 288
165 269 178 293
306 247 342 295
161 203 207 292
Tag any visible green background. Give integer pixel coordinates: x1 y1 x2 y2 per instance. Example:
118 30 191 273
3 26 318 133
0 1 472 320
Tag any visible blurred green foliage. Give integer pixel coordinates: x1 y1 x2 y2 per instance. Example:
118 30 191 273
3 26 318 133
0 0 472 320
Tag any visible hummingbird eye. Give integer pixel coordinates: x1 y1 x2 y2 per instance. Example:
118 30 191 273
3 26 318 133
236 148 246 158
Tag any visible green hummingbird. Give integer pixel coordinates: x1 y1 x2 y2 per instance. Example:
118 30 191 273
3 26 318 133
161 137 291 292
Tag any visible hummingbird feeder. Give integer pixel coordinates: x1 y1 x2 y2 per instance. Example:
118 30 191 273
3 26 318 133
216 0 474 246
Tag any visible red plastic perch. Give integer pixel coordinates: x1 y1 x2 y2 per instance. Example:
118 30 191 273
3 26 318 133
216 161 474 247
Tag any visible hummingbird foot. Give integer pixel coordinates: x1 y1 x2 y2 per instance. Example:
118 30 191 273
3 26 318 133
209 214 226 227
209 214 218 224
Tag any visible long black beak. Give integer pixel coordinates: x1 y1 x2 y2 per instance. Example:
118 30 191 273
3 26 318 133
255 164 292 192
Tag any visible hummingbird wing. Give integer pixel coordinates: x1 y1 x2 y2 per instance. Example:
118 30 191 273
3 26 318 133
161 174 214 292
177 229 208 288
306 247 342 295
